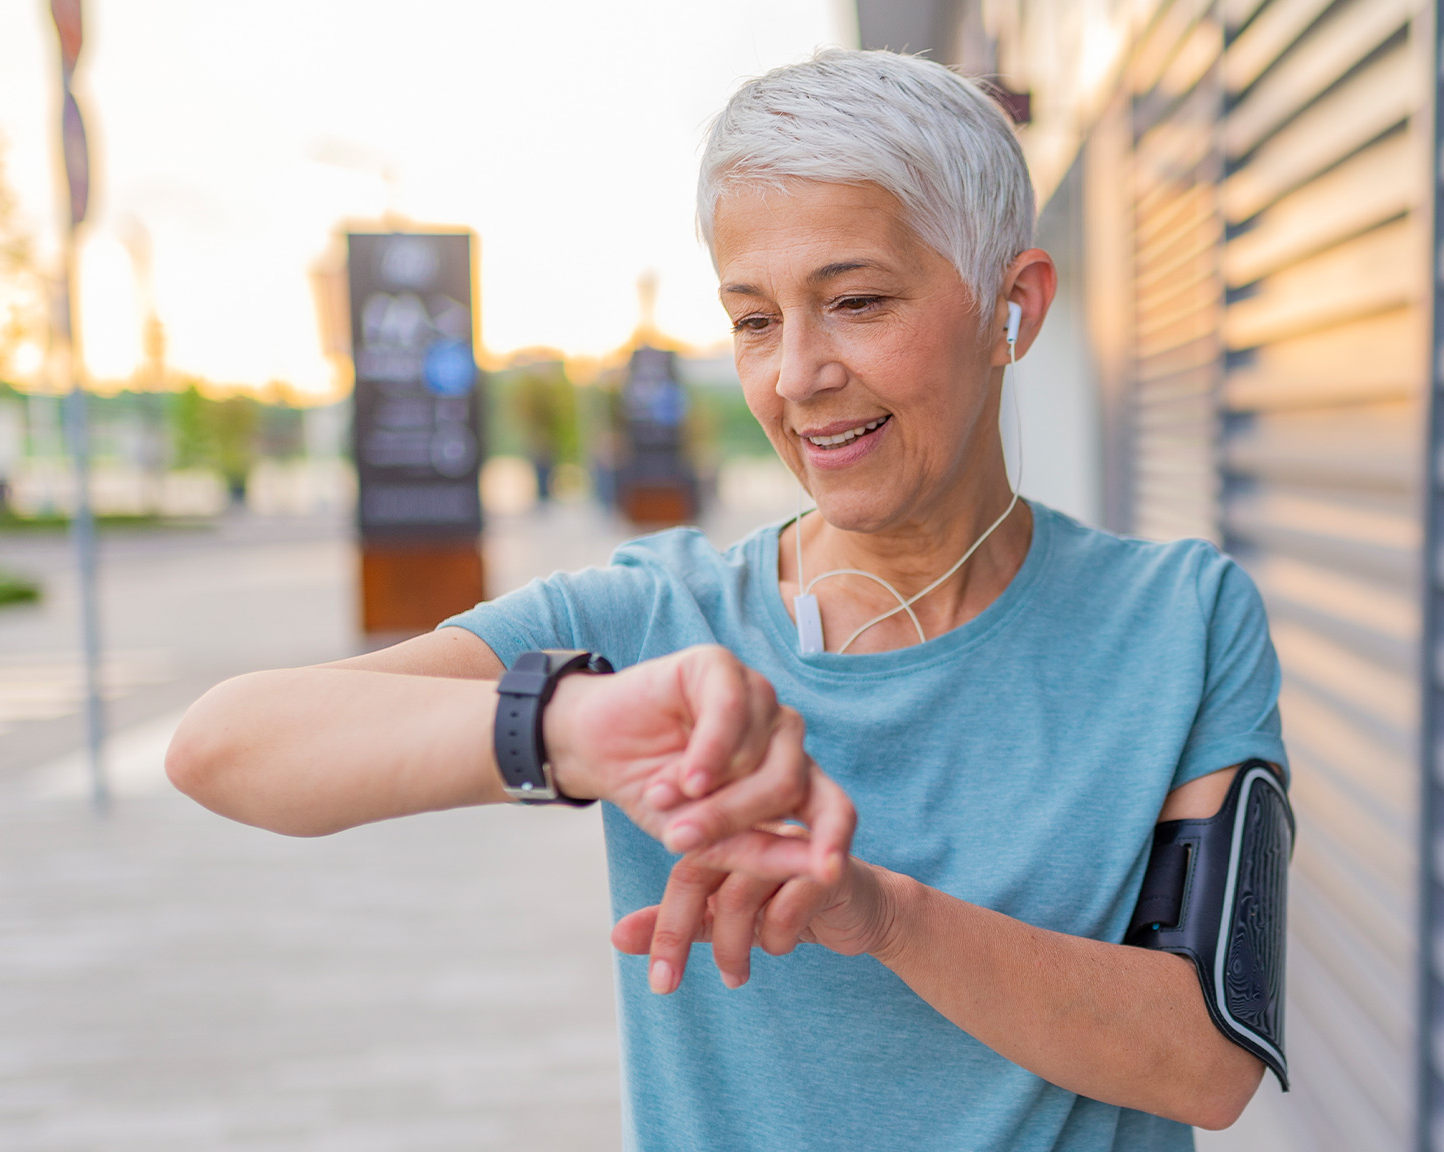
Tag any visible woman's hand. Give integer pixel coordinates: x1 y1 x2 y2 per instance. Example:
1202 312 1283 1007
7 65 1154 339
610 823 896 993
544 646 855 884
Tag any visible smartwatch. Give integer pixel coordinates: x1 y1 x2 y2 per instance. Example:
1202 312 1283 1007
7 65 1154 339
493 649 614 805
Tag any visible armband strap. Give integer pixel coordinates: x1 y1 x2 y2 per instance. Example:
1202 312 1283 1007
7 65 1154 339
1126 759 1294 1090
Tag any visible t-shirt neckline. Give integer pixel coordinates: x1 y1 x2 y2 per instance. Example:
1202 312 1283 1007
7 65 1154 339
751 498 1054 677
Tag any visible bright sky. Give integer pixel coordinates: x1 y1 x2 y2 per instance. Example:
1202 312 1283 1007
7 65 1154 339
0 0 856 394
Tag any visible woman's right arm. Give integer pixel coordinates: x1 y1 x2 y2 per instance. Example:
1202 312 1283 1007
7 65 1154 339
166 632 855 881
165 629 511 836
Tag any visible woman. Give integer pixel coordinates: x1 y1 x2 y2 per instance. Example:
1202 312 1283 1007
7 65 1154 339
169 49 1286 1151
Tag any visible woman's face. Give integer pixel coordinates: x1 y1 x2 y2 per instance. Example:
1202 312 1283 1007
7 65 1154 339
713 179 1006 536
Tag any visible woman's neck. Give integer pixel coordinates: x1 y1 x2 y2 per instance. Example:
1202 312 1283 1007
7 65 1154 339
781 470 1034 654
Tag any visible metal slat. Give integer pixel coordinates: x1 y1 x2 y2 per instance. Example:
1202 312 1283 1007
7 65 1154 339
1133 368 1217 408
1132 0 1216 96
1131 134 1220 545
1137 227 1220 295
1224 0 1337 93
1293 818 1414 975
1130 481 1217 510
1226 490 1419 582
1135 83 1223 197
1136 199 1216 272
1289 930 1414 1148
1255 549 1417 641
1223 307 1420 410
1135 510 1218 542
1292 874 1414 1052
1135 205 1208 259
1222 0 1269 33
1156 17 1223 98
1135 394 1216 429
1136 281 1221 341
1135 310 1220 360
1137 221 1217 284
1251 553 1417 669
1226 218 1419 349
1286 689 1417 837
1274 620 1416 736
1137 225 1219 299
1224 400 1419 490
1287 989 1406 1152
1226 130 1418 286
1225 0 1411 157
1223 42 1419 222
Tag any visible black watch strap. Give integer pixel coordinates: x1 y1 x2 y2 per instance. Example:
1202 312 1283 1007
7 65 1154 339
494 649 614 806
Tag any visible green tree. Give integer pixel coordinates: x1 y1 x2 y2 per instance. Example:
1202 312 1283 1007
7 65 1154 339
168 384 261 500
212 394 260 499
511 363 578 464
170 383 216 470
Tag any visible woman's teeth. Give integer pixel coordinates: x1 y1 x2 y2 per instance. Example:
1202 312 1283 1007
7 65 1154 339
807 417 888 449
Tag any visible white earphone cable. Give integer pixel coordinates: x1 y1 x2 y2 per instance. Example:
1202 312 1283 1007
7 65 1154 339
795 484 925 643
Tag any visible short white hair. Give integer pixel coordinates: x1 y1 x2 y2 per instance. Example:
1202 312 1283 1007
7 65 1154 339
697 48 1035 312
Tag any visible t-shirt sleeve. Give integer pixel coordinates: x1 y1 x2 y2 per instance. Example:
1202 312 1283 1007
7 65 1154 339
1173 552 1289 791
435 550 666 671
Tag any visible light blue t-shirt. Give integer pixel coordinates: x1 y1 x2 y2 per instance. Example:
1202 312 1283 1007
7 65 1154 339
441 501 1287 1152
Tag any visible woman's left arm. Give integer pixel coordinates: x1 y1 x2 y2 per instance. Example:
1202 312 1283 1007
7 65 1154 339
615 765 1264 1131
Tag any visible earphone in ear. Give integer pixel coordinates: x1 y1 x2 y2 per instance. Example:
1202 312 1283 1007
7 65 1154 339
1005 301 1022 347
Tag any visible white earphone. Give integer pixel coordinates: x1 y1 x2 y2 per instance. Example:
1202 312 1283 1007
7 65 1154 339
1006 300 1022 347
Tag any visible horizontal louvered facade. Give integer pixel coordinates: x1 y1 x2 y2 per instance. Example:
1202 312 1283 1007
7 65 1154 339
858 0 1438 1146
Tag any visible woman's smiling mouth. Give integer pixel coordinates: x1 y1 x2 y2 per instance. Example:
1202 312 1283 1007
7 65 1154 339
802 414 891 450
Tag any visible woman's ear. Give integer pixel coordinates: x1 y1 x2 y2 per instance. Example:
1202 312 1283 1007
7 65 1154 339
991 249 1058 367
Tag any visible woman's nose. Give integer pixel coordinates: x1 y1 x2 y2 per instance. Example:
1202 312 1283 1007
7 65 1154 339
774 316 848 402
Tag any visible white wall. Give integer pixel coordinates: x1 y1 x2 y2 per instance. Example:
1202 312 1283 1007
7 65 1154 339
1006 159 1103 526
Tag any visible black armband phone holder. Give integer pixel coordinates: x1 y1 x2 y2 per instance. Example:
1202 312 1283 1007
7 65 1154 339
1126 759 1294 1089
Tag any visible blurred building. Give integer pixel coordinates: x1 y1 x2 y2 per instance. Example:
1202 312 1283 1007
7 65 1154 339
855 1 1439 1148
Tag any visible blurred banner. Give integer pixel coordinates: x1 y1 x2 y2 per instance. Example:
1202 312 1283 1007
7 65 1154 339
346 232 484 633
617 345 697 526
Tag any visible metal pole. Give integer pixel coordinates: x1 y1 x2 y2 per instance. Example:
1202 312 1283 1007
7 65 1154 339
59 237 107 813
49 0 106 812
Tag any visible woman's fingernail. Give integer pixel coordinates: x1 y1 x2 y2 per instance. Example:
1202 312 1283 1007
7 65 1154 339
721 971 745 990
665 823 703 853
649 960 674 994
645 781 674 807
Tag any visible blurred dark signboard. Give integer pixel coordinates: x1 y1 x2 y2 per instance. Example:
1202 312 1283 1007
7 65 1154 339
617 345 697 526
346 232 485 631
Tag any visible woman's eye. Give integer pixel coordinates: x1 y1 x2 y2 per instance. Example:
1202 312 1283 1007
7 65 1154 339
835 296 881 313
731 315 772 334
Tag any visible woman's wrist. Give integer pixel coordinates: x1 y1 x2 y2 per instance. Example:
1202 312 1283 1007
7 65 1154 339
539 673 599 801
865 865 918 966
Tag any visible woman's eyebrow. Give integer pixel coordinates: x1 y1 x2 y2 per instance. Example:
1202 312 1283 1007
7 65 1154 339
720 260 888 299
807 260 881 283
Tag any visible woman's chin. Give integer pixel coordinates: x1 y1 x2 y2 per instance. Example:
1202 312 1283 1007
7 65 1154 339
809 490 903 535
